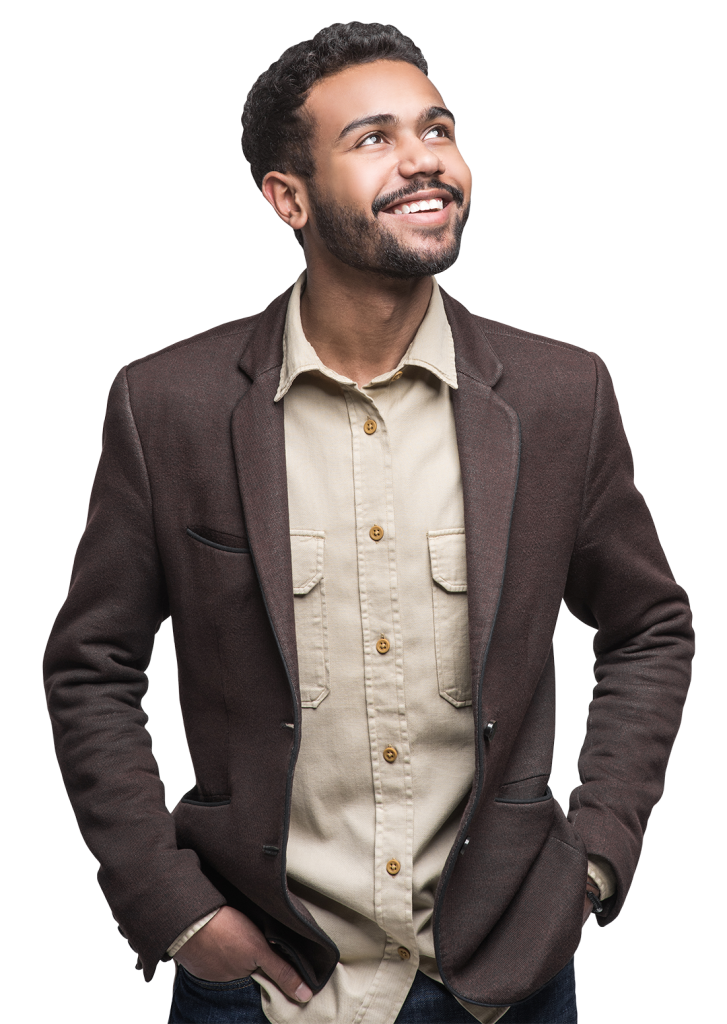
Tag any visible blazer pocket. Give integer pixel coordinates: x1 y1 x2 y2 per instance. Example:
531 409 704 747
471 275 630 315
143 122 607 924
495 785 553 805
428 528 471 707
290 531 330 708
187 526 249 553
179 786 231 806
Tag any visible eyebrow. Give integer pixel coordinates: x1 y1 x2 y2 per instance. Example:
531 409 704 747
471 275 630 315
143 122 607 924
336 105 456 144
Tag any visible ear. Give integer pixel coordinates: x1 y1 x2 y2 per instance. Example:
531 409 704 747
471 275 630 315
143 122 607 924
262 171 309 233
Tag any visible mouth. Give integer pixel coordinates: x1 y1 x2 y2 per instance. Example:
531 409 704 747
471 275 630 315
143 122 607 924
379 189 455 222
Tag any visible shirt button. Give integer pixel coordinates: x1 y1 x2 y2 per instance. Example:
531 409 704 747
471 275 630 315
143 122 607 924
386 859 401 876
376 637 391 655
392 371 403 380
383 746 398 763
364 418 377 435
397 947 411 960
369 524 384 542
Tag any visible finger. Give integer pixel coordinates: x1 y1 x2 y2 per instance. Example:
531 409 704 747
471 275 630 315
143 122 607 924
256 943 313 1003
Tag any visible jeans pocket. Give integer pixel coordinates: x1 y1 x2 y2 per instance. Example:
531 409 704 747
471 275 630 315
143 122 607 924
169 966 262 1024
178 965 255 991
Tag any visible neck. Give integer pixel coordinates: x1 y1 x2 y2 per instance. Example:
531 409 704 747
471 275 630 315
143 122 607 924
299 254 433 388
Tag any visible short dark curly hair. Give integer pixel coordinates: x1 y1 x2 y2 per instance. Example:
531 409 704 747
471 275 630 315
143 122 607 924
241 22 428 244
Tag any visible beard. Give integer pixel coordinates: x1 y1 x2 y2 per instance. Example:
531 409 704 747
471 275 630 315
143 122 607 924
307 179 470 280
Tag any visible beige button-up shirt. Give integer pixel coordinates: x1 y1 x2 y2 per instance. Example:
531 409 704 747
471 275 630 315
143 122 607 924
167 274 615 1015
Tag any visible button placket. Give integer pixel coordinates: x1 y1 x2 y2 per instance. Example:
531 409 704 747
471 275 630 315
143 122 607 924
345 390 413 944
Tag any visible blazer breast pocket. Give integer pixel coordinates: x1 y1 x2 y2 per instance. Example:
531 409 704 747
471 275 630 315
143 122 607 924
290 531 330 708
428 528 471 707
186 526 249 553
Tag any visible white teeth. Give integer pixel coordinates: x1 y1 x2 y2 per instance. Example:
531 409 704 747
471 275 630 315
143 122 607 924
391 198 445 214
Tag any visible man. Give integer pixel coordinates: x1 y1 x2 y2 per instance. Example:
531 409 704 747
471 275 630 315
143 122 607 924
44 21 693 1024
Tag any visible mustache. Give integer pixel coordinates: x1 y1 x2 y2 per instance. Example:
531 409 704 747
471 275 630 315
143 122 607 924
372 180 465 217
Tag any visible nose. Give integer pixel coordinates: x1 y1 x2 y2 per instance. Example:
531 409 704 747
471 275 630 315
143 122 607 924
397 134 445 179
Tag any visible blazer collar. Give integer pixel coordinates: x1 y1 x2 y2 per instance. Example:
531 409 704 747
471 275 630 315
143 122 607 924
237 281 503 388
275 274 459 400
439 287 503 388
238 286 293 381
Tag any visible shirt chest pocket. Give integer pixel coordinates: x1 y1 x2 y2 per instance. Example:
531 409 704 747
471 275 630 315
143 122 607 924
290 531 330 708
428 529 471 707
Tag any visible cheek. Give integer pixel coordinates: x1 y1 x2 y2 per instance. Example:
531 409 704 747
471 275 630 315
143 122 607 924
326 154 392 210
436 136 471 191
450 152 472 196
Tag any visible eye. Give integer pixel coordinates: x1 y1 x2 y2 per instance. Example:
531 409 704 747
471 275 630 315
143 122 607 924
424 125 450 140
359 132 386 147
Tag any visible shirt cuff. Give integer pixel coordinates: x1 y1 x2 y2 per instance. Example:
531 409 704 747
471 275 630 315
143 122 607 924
166 908 221 958
587 855 617 900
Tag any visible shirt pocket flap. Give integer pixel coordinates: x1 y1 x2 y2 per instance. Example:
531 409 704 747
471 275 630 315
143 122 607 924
290 531 325 595
428 529 467 592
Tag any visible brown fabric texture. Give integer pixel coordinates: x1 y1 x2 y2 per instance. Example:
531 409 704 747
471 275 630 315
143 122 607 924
43 286 693 1004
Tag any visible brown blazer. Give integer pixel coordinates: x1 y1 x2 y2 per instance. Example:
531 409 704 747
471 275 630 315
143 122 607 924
43 286 693 1007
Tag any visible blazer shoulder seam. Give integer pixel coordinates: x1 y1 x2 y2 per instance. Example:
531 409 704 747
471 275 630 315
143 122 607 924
478 319 592 358
126 318 256 373
439 289 593 362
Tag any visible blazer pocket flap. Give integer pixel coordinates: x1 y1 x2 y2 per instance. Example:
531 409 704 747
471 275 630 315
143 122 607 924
428 529 467 592
290 531 325 594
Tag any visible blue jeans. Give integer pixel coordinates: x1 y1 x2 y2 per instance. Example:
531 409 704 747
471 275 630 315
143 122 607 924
169 959 576 1023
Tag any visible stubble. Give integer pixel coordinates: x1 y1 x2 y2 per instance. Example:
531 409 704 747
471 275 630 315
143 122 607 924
308 179 470 279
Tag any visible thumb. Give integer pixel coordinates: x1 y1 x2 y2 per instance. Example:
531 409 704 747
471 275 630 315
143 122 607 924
256 943 313 1003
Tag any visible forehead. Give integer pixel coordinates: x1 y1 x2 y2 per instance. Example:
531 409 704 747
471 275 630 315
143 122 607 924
304 60 446 139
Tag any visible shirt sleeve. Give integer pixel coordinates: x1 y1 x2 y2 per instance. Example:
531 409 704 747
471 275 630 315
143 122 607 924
587 856 617 900
167 908 222 958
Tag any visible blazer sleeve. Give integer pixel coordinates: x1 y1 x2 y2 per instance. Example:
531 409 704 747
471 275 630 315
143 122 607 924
563 353 694 924
43 368 225 979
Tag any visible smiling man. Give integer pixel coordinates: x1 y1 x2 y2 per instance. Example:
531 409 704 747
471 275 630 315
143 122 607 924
44 21 693 1024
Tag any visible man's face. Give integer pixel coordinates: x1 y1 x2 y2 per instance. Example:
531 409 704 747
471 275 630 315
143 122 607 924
301 60 472 278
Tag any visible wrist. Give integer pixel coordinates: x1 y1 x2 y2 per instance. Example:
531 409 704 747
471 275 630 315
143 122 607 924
167 908 222 958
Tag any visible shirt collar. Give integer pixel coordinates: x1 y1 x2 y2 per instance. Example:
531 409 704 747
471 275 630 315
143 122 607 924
274 272 458 402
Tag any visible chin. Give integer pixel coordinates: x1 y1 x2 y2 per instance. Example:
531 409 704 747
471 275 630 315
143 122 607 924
370 246 463 280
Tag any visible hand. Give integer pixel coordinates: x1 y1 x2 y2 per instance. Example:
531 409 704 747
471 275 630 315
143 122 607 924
582 878 601 925
174 906 313 1003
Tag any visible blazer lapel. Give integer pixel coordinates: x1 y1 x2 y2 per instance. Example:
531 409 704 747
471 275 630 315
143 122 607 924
231 284 519 711
231 288 301 697
441 289 521 695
